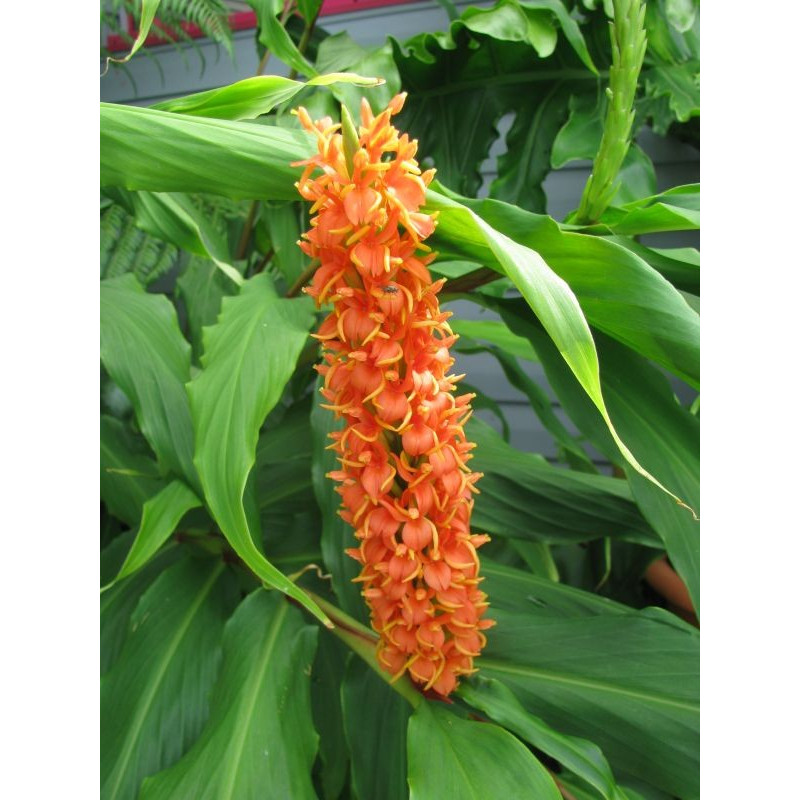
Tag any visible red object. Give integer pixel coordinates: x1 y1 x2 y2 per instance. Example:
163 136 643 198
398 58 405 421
105 0 422 53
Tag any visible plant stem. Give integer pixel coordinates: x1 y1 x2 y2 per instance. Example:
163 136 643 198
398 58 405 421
286 260 320 297
573 0 647 224
242 1 299 258
287 4 322 81
440 266 499 295
303 590 424 708
235 200 260 260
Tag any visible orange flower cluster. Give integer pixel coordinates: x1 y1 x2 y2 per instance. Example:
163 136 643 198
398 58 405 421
293 94 493 697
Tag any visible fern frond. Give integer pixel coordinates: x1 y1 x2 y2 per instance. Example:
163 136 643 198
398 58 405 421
100 203 180 285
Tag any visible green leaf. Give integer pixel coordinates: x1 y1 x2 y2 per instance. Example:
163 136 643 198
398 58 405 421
310 633 350 800
664 0 697 33
489 80 574 211
518 0 598 72
246 0 317 76
101 557 238 800
121 189 243 286
177 256 241 361
449 318 539 362
425 189 693 507
497 304 700 614
551 90 605 168
459 677 623 800
392 10 599 200
262 201 306 286
101 415 166 527
315 35 402 117
140 590 319 800
642 61 699 123
432 192 699 387
468 418 658 546
297 0 323 23
342 658 412 800
590 183 700 234
100 275 199 490
606 239 699 295
100 533 180 674
151 72 384 120
310 389 368 623
510 539 560 581
477 600 699 799
467 346 595 470
104 0 161 68
100 103 313 201
462 1 558 58
107 480 201 588
187 273 330 626
407 701 561 800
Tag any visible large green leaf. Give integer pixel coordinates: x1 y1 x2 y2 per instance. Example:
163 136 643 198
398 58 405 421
100 103 312 201
151 72 383 120
496 300 699 613
433 191 699 387
187 273 330 625
459 677 625 800
425 189 691 506
342 658 412 800
100 533 180 674
468 419 659 546
407 701 561 799
140 590 319 800
107 480 201 588
100 275 199 491
100 557 238 800
473 552 699 799
478 606 699 799
310 392 369 623
100 415 166 528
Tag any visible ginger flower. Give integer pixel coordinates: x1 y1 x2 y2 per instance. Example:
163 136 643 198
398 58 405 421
293 93 493 697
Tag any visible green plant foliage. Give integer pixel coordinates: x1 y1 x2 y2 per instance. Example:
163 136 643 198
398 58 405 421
100 275 199 490
459 677 624 800
187 273 330 624
407 701 561 799
107 479 201 587
100 202 180 285
469 418 659 546
342 659 412 800
100 415 166 528
100 557 239 800
99 3 700 798
496 301 700 613
140 590 319 800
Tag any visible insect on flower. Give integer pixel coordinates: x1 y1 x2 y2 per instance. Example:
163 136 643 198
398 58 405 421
292 93 494 698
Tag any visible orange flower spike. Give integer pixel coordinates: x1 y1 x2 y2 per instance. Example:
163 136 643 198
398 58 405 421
294 95 493 698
